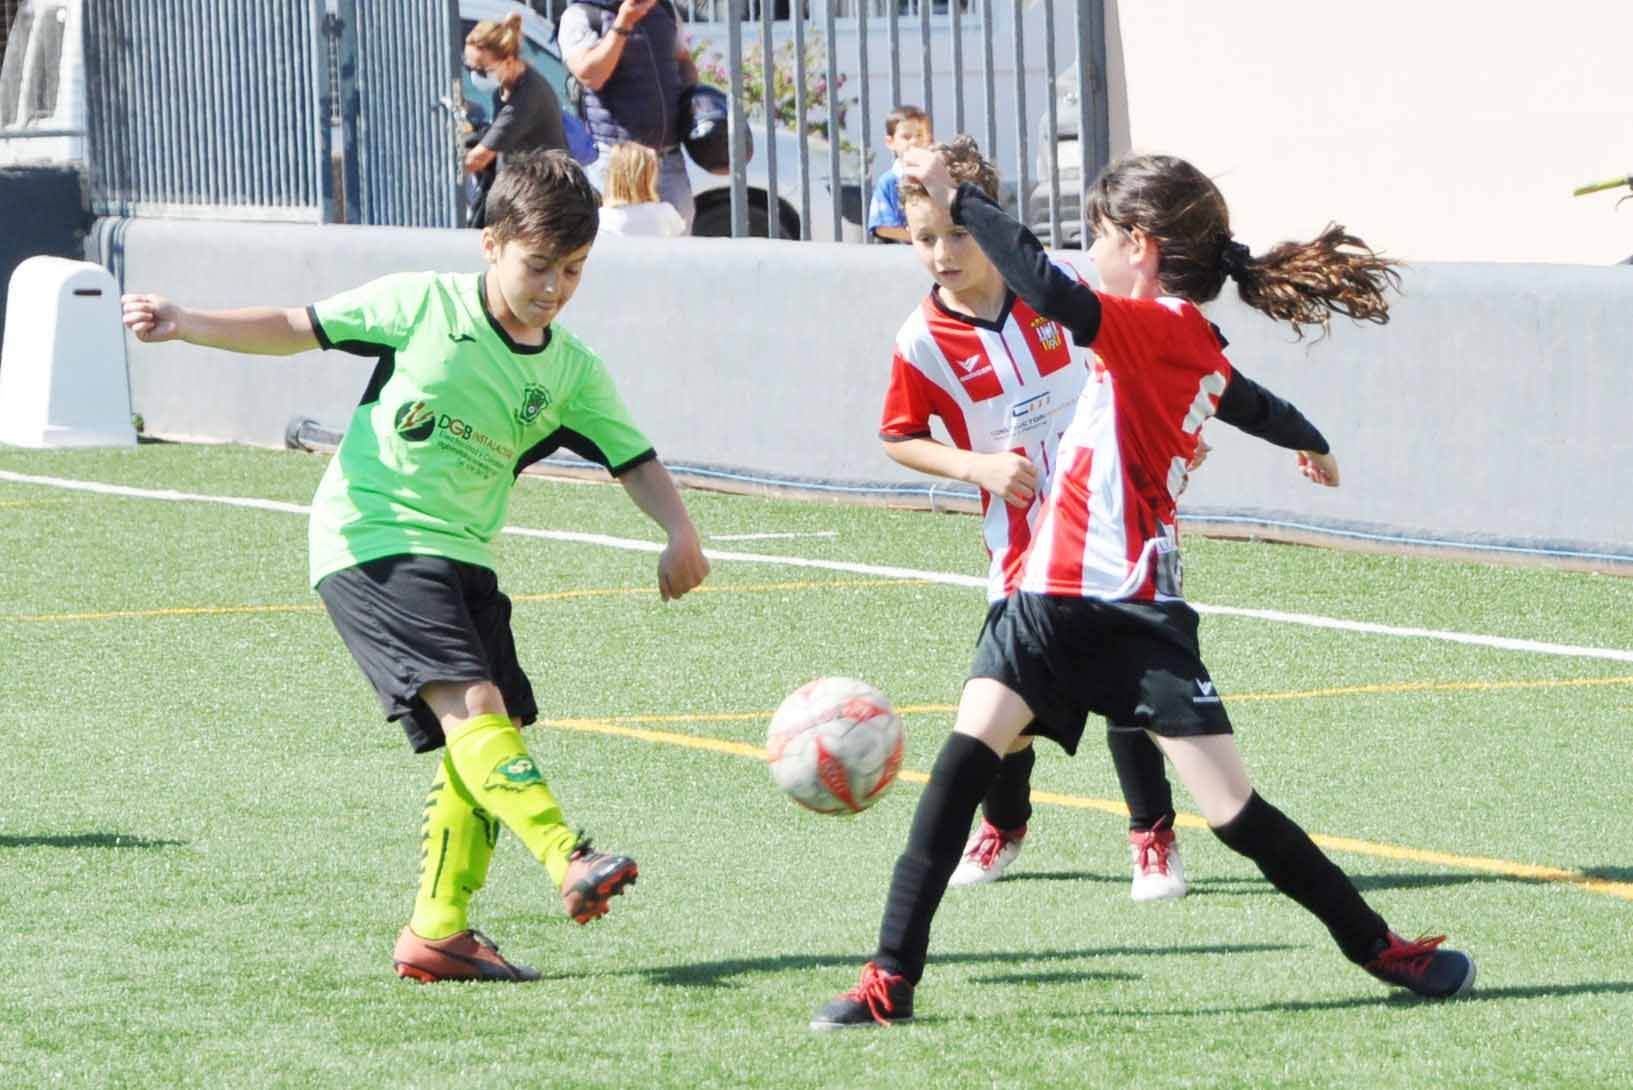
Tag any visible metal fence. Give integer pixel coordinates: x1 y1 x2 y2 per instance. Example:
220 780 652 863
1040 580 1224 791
81 0 329 220
67 0 461 226
336 0 463 227
693 0 1109 246
12 0 1105 241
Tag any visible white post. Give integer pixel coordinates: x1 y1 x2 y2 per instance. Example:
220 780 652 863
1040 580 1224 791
0 257 137 448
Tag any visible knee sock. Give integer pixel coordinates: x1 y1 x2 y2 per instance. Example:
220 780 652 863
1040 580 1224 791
1107 726 1174 831
444 713 578 887
980 745 1036 830
1211 792 1389 964
876 733 1003 983
410 753 500 940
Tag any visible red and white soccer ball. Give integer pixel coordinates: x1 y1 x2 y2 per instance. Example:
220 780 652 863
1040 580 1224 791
766 677 905 814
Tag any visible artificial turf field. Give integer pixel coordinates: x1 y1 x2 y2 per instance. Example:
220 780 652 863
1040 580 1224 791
2 444 1631 1090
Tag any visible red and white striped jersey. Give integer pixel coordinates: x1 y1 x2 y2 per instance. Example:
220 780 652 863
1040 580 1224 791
1019 293 1233 602
880 273 1091 601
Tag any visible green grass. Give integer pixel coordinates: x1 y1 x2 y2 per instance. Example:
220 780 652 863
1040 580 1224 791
2 444 1631 1090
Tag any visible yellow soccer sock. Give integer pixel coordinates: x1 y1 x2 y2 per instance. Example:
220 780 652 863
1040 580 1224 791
444 713 578 887
409 753 500 941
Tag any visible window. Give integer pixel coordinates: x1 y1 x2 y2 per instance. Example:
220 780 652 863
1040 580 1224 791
21 2 66 123
0 5 33 127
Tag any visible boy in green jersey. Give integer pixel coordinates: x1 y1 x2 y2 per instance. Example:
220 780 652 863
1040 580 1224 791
121 151 711 982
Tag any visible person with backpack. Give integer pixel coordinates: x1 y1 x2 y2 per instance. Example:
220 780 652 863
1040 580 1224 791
559 0 698 233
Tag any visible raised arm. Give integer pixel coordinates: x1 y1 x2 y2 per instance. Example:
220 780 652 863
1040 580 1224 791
121 293 318 356
901 146 1103 345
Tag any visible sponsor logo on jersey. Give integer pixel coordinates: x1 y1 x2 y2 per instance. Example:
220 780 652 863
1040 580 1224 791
394 401 437 441
392 400 516 470
515 383 552 426
484 756 544 792
1009 392 1052 420
954 353 985 374
448 331 477 344
1193 679 1221 705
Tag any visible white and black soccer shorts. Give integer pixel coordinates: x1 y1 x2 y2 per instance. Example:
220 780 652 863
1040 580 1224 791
968 591 1232 755
316 554 538 753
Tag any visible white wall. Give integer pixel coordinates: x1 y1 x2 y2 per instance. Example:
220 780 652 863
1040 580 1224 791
94 217 1633 567
1110 0 1633 265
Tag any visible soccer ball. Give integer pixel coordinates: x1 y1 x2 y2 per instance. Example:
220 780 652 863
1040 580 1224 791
766 677 905 814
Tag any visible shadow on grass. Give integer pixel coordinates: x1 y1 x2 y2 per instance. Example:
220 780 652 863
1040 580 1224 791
1100 979 1633 1017
1580 865 1633 883
632 942 1297 989
0 833 187 850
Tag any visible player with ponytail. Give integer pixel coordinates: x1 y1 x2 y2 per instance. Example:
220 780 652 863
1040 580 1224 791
814 145 1473 1030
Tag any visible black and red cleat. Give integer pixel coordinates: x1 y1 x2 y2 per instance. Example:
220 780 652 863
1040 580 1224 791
810 961 915 1030
560 834 638 924
1364 932 1476 999
392 926 541 983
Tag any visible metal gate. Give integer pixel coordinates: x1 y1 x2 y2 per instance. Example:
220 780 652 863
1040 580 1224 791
336 0 463 228
81 0 328 221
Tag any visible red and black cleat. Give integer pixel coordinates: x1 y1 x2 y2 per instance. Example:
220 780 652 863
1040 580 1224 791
560 833 638 924
810 961 915 1030
1363 932 1476 999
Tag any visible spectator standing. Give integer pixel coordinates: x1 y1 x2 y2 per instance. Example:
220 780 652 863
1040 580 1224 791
867 106 933 243
598 142 687 238
560 0 698 233
463 14 569 225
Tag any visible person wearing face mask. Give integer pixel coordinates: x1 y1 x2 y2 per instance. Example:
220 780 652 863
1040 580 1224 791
463 14 569 226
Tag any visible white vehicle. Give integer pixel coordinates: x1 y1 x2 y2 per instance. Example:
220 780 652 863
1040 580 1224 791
0 0 85 166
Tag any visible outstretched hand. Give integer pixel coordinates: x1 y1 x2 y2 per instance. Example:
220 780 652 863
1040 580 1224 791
121 293 183 343
900 146 956 210
1298 450 1340 487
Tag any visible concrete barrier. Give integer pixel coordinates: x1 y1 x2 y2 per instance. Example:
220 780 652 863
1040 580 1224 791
91 217 1633 569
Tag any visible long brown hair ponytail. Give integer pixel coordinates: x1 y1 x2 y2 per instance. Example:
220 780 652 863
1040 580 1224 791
1085 154 1401 339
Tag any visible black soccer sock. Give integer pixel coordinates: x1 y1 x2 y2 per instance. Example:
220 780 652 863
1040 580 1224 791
1107 725 1174 831
875 733 1004 983
1211 792 1390 964
980 744 1036 830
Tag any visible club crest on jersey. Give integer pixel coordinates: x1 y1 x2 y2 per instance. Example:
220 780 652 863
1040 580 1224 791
515 384 552 426
485 756 544 792
1031 316 1063 352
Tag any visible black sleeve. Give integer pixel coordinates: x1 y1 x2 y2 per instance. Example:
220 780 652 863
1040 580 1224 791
1214 368 1330 454
950 181 1103 346
483 68 567 154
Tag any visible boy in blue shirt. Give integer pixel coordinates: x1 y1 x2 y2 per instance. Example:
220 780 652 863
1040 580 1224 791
866 105 932 243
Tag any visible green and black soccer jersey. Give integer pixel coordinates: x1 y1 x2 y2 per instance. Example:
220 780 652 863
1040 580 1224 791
305 271 655 586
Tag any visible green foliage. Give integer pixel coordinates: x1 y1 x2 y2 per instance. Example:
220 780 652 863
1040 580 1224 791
691 35 869 166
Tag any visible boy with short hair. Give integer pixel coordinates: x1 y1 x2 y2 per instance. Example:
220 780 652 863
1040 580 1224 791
866 105 933 243
121 150 711 982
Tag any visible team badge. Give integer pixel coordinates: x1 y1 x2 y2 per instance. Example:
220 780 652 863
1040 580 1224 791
1033 317 1063 352
515 383 552 426
485 756 544 792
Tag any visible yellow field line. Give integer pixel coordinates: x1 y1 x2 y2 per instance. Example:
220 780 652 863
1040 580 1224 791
541 714 1633 904
4 577 919 624
593 675 1633 725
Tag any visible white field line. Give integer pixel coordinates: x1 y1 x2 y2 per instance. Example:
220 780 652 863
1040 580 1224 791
708 530 839 542
5 469 1632 664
